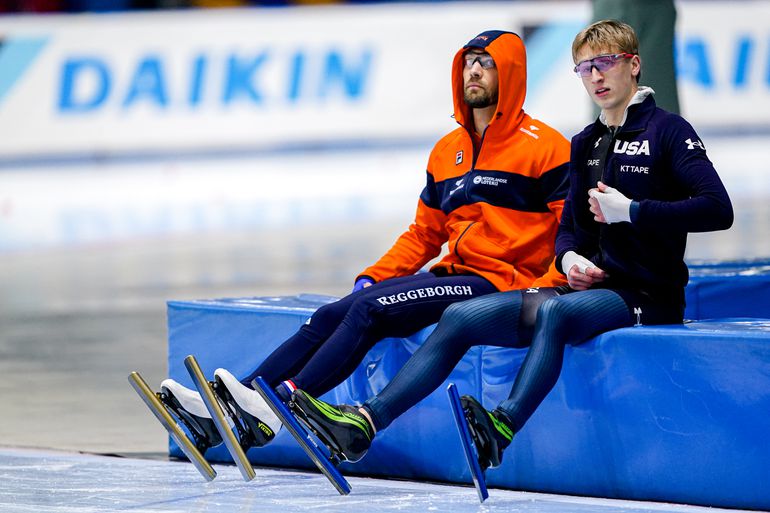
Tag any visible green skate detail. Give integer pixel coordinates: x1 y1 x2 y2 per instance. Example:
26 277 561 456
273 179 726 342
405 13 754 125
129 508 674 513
304 394 372 440
257 422 274 438
488 411 513 442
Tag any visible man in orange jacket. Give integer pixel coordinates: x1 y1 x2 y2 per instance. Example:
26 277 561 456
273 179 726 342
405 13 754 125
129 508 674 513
158 30 571 450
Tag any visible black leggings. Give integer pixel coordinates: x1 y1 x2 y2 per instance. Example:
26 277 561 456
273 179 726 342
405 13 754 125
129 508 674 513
241 272 497 396
365 287 641 432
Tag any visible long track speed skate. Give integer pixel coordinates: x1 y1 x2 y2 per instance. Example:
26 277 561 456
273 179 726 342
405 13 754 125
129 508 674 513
128 371 218 481
184 355 258 482
252 376 351 495
447 383 489 502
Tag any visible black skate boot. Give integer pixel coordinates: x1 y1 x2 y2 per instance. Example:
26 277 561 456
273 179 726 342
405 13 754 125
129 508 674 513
289 390 373 463
460 395 514 471
160 379 223 453
212 368 282 449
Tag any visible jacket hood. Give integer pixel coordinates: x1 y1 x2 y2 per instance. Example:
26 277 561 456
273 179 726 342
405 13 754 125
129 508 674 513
451 30 527 135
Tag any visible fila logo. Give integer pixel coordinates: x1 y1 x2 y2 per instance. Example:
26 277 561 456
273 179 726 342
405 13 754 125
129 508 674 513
685 138 705 150
455 150 464 165
613 140 650 156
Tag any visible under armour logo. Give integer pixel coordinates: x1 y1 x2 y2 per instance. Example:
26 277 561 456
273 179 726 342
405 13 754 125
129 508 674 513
685 138 705 150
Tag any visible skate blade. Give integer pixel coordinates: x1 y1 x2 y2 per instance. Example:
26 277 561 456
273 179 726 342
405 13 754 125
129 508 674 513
447 383 489 503
128 371 216 481
183 356 256 482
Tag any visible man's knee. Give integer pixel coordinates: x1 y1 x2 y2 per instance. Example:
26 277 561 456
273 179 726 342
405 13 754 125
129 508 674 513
536 296 580 331
309 298 350 329
439 300 482 335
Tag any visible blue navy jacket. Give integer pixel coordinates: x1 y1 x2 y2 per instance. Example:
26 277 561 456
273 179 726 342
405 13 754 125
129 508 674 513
555 95 733 306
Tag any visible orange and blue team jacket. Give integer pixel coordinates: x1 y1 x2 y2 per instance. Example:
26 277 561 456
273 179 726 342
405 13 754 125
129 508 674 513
359 31 570 292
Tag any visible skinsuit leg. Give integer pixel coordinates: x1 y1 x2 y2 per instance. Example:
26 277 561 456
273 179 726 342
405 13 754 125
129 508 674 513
241 273 497 396
497 289 631 431
364 288 633 432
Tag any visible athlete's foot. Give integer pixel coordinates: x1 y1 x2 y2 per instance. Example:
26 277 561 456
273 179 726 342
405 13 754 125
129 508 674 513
460 395 514 471
214 368 282 446
290 390 373 463
160 379 223 450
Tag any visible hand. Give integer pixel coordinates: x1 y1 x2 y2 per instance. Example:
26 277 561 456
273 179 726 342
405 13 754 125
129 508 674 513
352 277 374 292
561 251 608 290
588 181 632 224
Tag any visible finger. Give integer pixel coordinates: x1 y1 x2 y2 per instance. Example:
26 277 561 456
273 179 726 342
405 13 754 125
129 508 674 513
584 266 606 278
570 261 589 274
585 271 607 282
567 276 590 290
568 271 594 289
568 268 592 285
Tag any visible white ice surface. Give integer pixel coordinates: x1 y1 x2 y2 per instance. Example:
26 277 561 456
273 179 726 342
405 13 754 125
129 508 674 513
0 448 755 513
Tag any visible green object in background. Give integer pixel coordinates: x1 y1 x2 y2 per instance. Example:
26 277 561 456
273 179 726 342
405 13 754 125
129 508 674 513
592 0 680 115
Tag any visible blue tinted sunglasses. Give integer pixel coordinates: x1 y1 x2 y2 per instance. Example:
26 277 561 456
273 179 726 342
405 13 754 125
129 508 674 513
464 54 496 69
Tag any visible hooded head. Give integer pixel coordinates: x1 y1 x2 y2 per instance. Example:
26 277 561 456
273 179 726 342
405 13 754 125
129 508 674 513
451 30 527 134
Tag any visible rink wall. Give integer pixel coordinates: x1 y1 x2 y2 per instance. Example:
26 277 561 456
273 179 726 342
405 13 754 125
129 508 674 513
167 262 770 510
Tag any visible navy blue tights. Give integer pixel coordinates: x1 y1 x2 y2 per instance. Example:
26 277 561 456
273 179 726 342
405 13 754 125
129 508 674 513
365 288 632 433
240 273 496 396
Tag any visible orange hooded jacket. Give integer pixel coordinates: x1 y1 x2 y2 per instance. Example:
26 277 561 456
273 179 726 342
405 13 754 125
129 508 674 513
359 31 570 291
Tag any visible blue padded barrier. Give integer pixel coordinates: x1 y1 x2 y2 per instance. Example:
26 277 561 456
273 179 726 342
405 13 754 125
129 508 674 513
167 293 770 510
168 261 770 509
686 258 770 319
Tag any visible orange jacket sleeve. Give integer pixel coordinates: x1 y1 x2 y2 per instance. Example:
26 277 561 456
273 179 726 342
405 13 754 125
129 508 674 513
358 195 449 283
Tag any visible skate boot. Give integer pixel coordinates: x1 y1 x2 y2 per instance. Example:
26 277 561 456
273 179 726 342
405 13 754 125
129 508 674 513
289 390 373 463
213 368 282 448
160 379 223 453
460 395 514 471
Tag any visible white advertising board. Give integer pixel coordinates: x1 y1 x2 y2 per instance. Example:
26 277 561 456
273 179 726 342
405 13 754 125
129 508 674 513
0 2 589 158
2 2 768 159
1 1 770 255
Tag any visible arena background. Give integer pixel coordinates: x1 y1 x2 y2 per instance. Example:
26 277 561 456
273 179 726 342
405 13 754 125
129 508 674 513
0 1 768 510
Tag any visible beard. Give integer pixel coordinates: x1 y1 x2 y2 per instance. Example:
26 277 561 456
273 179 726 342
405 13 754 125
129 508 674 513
464 87 498 109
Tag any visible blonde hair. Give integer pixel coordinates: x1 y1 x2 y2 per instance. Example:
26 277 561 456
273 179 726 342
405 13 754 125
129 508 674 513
572 19 641 81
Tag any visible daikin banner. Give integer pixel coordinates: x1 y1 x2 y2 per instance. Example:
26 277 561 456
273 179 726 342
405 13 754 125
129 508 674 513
0 1 769 158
